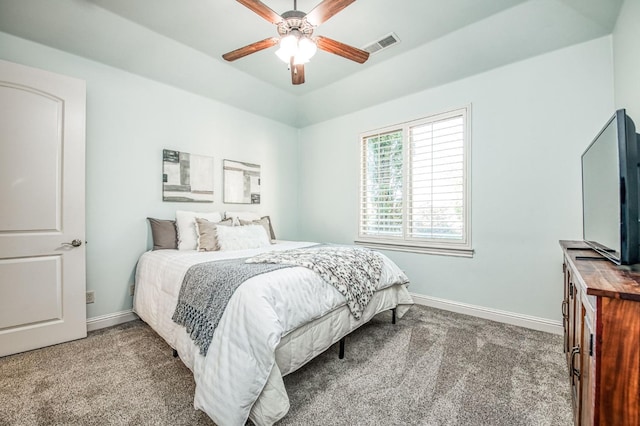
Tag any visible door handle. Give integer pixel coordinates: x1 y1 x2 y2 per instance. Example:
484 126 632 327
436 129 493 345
62 239 83 248
570 346 580 379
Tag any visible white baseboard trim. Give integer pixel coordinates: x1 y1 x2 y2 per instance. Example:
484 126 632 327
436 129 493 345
410 293 563 335
84 298 563 335
86 310 139 332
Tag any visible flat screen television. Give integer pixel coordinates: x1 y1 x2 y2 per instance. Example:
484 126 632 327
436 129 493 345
582 109 640 265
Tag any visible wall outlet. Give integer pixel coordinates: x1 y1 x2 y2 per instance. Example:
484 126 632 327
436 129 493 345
129 284 135 296
86 291 95 304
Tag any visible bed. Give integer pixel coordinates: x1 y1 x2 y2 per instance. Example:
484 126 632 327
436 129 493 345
135 227 413 425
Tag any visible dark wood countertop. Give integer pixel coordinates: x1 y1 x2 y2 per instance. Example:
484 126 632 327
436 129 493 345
560 240 640 301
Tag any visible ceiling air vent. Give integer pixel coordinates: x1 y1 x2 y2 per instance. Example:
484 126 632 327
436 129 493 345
363 32 400 54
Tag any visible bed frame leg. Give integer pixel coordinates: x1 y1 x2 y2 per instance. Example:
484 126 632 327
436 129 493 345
172 349 178 358
338 337 345 359
392 308 397 324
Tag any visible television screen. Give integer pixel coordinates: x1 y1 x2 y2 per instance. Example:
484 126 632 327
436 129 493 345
582 116 621 259
581 109 640 265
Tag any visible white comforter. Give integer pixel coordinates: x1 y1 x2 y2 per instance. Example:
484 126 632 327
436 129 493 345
134 241 412 426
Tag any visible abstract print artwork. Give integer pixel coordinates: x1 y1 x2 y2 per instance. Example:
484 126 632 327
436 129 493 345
223 159 261 204
163 149 214 202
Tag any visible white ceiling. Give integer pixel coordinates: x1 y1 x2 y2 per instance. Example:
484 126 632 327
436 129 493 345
0 0 623 127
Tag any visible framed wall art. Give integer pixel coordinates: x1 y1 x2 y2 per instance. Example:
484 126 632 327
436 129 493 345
162 149 214 202
223 159 261 204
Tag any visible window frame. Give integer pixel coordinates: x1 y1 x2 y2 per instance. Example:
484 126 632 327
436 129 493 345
355 106 473 257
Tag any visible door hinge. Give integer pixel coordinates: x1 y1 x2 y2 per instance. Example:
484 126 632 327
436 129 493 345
569 282 574 298
562 263 566 273
589 333 594 356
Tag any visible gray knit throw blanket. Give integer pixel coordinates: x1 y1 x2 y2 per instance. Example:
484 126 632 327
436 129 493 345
246 246 384 320
172 257 293 356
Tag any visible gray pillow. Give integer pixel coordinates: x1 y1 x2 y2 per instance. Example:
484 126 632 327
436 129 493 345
195 217 233 251
262 216 276 240
147 218 177 250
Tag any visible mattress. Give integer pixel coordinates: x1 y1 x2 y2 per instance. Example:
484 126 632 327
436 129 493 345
134 241 413 425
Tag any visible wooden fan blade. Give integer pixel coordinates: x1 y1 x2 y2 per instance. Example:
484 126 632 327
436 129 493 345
305 0 355 26
236 0 283 24
315 35 369 64
222 37 279 62
290 58 305 85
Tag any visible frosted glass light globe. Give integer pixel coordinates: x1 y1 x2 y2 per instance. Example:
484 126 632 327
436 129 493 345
298 37 317 60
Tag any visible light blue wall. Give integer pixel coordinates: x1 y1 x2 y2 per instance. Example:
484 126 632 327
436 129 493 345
0 30 620 324
297 37 615 322
613 0 640 120
0 32 300 319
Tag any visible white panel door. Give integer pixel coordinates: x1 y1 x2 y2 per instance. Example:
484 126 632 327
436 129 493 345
0 59 86 357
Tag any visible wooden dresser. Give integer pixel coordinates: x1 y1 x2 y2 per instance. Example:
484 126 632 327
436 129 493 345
560 241 640 426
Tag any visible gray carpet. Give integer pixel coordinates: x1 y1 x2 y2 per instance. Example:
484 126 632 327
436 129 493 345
0 305 572 425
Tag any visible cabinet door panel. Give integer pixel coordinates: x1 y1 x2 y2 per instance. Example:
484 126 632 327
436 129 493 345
580 306 594 426
571 298 582 426
563 262 571 355
598 298 640 425
568 269 578 368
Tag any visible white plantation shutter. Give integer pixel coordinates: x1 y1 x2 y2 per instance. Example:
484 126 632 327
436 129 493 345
408 113 465 240
360 129 404 237
358 107 472 256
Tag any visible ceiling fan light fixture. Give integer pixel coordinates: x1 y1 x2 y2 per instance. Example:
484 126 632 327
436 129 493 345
298 36 317 59
281 32 299 52
275 32 317 64
275 32 298 63
275 47 292 63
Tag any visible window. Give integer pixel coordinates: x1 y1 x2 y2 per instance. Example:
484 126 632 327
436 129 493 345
356 107 472 257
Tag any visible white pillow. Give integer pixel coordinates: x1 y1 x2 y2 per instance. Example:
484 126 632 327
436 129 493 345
224 211 261 222
216 224 270 251
176 210 223 250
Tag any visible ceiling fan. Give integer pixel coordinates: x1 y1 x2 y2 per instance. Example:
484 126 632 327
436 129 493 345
222 0 370 85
